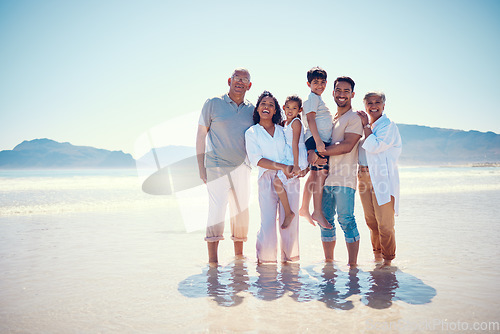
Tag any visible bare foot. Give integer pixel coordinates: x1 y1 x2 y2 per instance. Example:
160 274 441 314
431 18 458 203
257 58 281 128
208 261 218 268
375 260 393 270
281 211 295 229
299 207 316 226
374 254 383 263
311 210 333 229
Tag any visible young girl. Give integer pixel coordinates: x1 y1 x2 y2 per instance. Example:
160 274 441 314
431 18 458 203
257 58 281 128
274 95 309 229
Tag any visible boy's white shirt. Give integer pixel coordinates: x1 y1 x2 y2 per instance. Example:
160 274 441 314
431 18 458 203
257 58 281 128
302 92 333 143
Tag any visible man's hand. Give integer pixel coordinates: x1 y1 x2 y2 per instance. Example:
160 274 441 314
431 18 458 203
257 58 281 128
199 166 207 184
308 150 327 166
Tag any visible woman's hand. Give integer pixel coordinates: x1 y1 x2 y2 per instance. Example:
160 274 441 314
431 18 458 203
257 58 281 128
282 165 294 179
291 165 301 176
357 110 369 127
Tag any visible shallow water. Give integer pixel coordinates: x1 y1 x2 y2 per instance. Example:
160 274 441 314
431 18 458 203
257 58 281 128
178 261 436 310
1 167 499 333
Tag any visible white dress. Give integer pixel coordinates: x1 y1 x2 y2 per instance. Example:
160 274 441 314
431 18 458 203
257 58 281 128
278 117 308 184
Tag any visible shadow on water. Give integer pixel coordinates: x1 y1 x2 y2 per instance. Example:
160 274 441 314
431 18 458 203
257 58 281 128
177 262 437 309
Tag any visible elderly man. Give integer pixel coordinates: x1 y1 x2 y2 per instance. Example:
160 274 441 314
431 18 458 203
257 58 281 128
357 91 402 268
196 68 254 265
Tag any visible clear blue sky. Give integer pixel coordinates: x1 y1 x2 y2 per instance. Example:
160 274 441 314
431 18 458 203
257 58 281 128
1 0 499 156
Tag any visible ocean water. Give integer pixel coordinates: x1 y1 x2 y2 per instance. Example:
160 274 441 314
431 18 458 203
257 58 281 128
1 167 499 333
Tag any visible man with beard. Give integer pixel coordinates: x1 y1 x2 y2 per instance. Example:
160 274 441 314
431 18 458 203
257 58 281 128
311 76 363 267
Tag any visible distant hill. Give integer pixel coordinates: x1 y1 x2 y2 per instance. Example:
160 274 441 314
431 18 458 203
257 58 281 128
397 124 500 165
0 139 135 169
1 125 499 169
137 125 499 167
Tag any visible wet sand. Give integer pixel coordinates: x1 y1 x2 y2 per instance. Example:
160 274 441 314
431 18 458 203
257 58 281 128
1 168 500 333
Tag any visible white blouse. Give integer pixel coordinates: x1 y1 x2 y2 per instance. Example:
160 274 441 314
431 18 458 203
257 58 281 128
362 114 402 215
283 118 308 170
245 123 286 180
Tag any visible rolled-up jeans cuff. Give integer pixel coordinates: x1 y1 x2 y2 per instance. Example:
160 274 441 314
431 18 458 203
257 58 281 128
321 236 336 242
231 236 247 242
204 236 224 242
345 235 360 243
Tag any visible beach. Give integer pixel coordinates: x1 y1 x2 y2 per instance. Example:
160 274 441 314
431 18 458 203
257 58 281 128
1 167 499 333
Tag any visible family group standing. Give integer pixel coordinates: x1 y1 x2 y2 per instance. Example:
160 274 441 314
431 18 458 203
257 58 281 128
196 67 402 268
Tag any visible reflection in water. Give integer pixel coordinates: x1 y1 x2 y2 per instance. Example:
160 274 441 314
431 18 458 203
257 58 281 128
251 264 284 301
362 269 399 309
178 261 249 307
178 262 436 309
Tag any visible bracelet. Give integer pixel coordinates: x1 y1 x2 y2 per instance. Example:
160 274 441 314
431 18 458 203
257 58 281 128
314 149 327 159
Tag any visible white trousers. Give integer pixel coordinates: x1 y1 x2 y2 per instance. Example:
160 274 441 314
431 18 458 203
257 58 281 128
256 170 300 263
205 164 251 242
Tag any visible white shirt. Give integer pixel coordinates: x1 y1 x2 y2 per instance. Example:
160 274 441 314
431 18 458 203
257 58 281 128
361 114 402 215
302 92 333 143
245 124 286 180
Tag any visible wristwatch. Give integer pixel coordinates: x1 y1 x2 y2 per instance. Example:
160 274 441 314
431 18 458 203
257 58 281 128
364 123 371 129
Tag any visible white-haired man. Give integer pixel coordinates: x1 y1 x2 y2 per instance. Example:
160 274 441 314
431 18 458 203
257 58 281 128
196 68 254 265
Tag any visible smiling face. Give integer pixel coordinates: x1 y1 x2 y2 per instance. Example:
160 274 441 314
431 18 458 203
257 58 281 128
228 70 252 96
364 95 385 122
307 78 327 96
257 96 276 121
283 101 301 121
333 81 354 108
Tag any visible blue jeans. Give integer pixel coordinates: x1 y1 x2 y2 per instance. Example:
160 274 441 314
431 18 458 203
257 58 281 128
320 186 360 243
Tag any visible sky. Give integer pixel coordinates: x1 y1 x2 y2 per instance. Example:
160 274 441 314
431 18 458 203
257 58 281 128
1 0 499 157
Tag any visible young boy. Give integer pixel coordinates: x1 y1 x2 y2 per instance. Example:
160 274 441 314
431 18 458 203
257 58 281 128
299 67 333 229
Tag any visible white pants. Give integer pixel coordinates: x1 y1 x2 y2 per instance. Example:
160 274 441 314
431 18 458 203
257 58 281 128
256 170 300 263
205 164 251 242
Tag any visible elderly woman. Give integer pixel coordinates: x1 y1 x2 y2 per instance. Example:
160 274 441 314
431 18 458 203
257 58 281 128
245 91 300 264
357 92 402 268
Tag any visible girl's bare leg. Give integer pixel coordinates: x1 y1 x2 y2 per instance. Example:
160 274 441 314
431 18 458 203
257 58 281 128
274 176 295 229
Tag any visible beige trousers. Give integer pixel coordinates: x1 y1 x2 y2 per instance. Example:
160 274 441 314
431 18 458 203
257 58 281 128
358 170 396 261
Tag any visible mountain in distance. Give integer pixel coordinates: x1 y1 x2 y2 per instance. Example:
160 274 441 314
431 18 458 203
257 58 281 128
0 124 499 169
0 138 135 169
136 124 500 168
397 124 500 165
